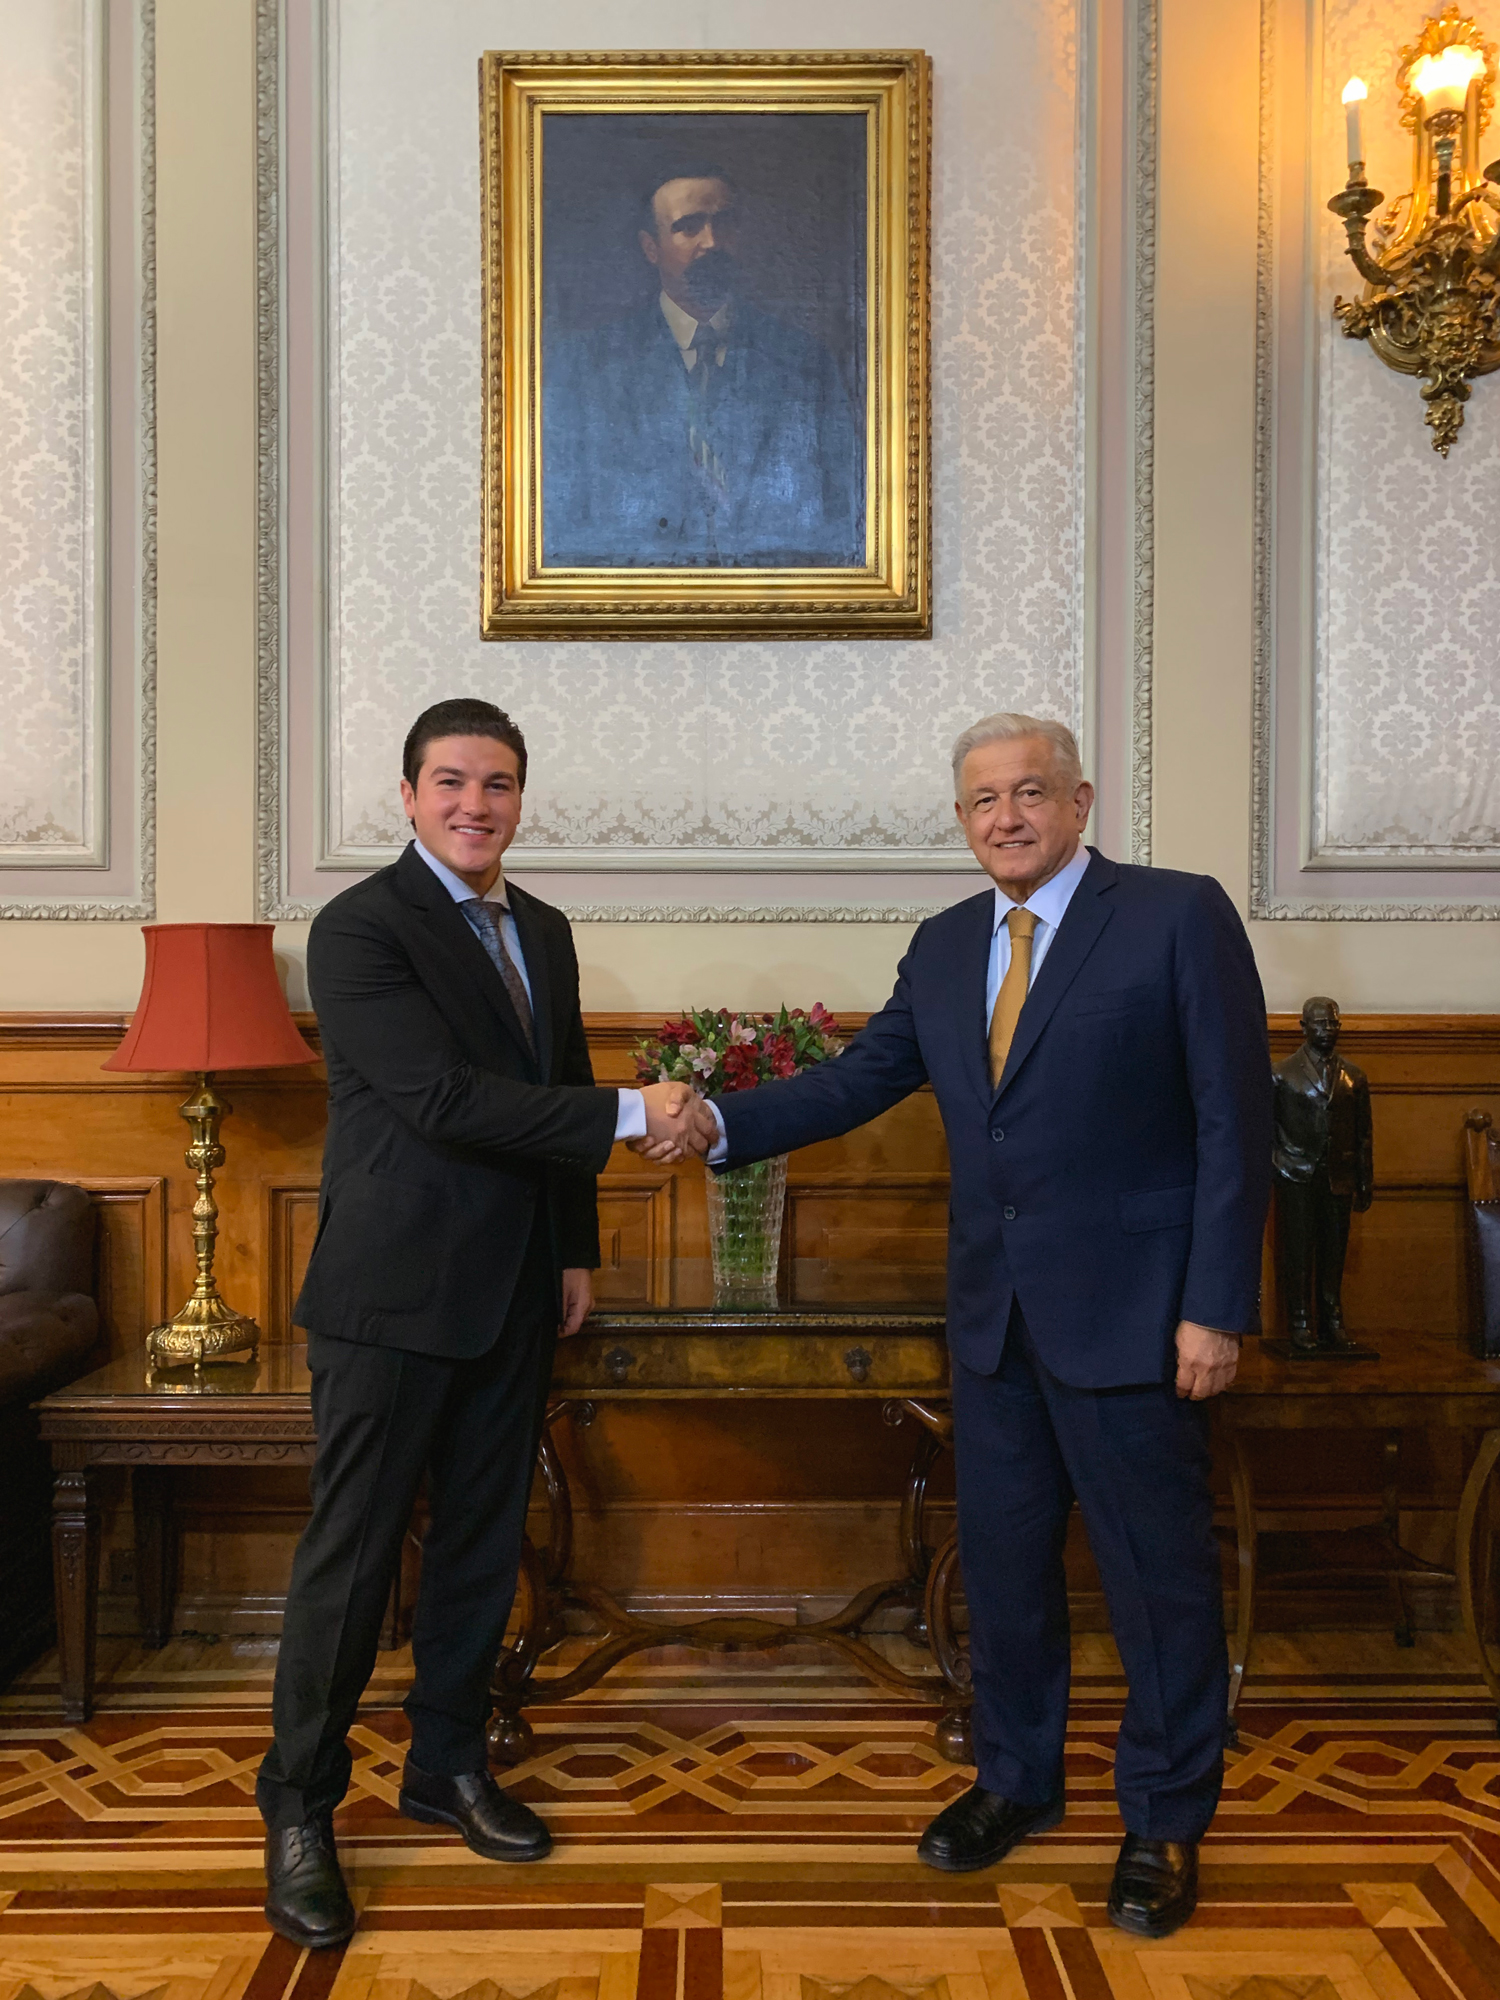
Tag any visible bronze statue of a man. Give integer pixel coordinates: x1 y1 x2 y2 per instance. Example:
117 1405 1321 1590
1271 996 1374 1354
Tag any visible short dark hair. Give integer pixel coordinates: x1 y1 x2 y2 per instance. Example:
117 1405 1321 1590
639 162 736 235
402 699 527 789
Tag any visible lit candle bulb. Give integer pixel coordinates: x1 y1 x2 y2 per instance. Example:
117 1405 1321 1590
1342 76 1367 171
1410 43 1483 117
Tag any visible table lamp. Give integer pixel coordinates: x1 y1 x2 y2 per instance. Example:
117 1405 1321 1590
104 923 317 1369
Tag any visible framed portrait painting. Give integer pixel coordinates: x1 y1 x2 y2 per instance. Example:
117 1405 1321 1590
480 50 930 638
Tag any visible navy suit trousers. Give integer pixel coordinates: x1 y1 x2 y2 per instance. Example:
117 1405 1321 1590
952 1309 1227 1840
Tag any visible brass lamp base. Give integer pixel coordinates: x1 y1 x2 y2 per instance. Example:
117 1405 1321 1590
144 1073 262 1377
146 1294 261 1371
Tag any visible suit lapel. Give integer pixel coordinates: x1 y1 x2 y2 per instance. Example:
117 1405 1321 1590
395 844 539 1072
508 884 555 1080
994 849 1119 1100
949 889 1000 1110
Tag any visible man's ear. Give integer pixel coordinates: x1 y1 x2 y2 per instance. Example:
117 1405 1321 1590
639 228 660 267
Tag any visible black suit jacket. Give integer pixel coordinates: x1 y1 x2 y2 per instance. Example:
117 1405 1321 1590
293 843 619 1358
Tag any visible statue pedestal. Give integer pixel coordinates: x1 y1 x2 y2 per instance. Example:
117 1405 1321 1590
1263 1336 1381 1364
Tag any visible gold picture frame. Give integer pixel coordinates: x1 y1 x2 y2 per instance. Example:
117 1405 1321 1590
479 49 931 639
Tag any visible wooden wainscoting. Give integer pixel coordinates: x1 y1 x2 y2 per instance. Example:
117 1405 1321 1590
0 1009 1496 1638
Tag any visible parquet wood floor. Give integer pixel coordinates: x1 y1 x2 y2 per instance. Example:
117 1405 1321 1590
2 1635 1498 2000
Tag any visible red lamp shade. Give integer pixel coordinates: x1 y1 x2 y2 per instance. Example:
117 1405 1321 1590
102 924 317 1073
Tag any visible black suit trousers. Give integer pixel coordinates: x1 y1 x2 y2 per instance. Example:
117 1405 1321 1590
953 1307 1227 1841
256 1225 555 1829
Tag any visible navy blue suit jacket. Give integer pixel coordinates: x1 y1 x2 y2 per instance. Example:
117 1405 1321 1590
718 851 1272 1387
542 299 863 567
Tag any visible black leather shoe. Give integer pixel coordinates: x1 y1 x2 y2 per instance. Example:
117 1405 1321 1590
1107 1833 1198 1937
917 1783 1065 1872
398 1758 552 1861
263 1814 356 1950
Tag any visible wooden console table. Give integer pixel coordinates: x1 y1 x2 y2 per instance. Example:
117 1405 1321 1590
36 1260 962 1736
36 1299 1500 1747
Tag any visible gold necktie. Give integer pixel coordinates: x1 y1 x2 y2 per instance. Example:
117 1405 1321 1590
988 907 1039 1088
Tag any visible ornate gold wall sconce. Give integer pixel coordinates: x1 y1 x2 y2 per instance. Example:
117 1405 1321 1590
1329 6 1500 453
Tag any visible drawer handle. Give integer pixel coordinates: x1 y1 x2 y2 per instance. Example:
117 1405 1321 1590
604 1346 636 1384
844 1346 873 1384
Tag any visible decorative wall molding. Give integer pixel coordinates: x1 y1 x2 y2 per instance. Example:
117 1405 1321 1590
0 0 157 919
255 0 1163 920
1127 0 1158 866
1251 0 1500 920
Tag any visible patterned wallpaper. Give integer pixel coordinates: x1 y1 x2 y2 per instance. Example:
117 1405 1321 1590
1315 0 1500 861
322 0 1086 872
0 0 99 861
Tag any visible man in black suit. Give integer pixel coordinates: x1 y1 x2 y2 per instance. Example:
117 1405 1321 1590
257 698 694 1950
543 163 862 568
639 714 1271 1939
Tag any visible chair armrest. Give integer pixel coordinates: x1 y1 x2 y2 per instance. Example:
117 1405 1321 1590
0 1291 100 1405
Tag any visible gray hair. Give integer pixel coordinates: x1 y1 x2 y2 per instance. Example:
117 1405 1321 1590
950 712 1084 796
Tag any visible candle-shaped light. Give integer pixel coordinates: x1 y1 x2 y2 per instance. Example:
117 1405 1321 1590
1410 43 1484 117
1342 76 1367 171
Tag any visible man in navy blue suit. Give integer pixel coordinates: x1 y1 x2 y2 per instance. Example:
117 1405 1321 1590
634 713 1271 1939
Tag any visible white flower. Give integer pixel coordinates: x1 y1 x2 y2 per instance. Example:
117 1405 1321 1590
691 1048 718 1076
729 1020 758 1046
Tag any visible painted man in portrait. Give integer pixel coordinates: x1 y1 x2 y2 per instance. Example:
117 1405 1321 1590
543 163 863 569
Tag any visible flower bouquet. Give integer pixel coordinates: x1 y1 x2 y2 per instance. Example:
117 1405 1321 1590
632 1005 844 1298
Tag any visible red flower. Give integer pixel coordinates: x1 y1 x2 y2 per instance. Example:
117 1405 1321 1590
657 1019 693 1044
763 1031 797 1078
722 1044 762 1092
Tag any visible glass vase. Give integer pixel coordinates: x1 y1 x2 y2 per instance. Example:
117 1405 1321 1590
705 1154 788 1302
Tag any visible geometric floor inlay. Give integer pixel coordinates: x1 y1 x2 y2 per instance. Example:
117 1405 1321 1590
4 1637 1500 2000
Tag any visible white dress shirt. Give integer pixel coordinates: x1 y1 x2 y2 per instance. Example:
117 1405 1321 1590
702 843 1095 1165
659 291 730 371
412 840 645 1143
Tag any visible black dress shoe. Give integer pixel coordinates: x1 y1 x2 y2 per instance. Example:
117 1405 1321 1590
917 1783 1065 1872
1107 1833 1198 1937
398 1758 552 1861
264 1814 356 1950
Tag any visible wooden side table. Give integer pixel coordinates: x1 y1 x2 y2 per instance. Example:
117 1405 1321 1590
37 1344 316 1722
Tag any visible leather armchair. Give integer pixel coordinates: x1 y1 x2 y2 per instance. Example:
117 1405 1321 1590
0 1181 100 1685
1464 1112 1500 1359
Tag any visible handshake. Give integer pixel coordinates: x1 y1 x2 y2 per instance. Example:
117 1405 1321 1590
630 1080 721 1163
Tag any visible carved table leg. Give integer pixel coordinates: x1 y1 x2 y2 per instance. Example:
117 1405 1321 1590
488 1401 590 1766
51 1448 98 1724
132 1466 177 1650
1225 1425 1257 1742
1455 1425 1500 1730
897 1421 941 1644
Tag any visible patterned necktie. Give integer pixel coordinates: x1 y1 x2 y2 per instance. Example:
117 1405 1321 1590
988 907 1039 1089
464 898 535 1058
687 321 727 503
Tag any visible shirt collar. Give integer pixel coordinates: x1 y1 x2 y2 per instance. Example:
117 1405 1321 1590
659 291 731 351
991 841 1091 936
412 837 508 910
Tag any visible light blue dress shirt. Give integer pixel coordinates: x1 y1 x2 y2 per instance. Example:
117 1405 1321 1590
411 839 645 1142
703 843 1095 1162
983 841 1092 1024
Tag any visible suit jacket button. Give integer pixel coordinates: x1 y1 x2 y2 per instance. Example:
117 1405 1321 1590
1003 1205 1017 1220
991 1128 1004 1142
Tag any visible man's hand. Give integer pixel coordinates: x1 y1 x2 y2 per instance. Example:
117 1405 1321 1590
629 1081 717 1162
560 1267 593 1338
1174 1319 1240 1400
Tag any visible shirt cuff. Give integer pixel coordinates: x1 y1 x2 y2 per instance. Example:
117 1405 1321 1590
706 1098 729 1165
614 1088 647 1142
